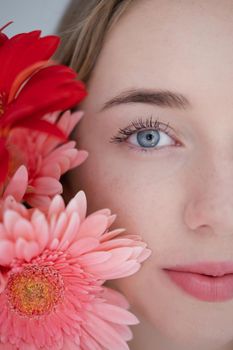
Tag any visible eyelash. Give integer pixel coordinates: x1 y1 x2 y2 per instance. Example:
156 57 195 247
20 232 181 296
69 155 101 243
109 115 180 153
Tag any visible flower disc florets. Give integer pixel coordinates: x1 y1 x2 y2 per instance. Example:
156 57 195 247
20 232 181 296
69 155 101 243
6 263 64 319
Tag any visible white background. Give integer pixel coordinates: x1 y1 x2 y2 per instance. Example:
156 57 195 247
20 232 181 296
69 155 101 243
0 0 71 36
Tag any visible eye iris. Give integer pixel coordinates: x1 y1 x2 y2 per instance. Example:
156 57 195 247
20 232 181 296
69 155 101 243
137 130 160 148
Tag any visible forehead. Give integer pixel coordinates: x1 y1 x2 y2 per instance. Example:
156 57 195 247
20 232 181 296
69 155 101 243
86 0 233 109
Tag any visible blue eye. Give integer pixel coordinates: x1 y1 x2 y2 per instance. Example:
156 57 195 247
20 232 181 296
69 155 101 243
110 115 180 153
130 129 172 149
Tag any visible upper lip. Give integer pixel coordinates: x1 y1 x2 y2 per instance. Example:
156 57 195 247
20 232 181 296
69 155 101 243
163 261 233 277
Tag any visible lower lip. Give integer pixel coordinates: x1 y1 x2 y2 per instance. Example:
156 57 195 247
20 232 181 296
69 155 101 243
164 269 233 302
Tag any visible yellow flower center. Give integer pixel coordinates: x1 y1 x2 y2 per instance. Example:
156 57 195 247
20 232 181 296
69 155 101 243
6 264 65 318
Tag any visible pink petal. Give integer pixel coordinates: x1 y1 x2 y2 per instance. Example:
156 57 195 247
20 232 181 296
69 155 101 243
3 210 22 237
49 237 59 250
0 272 8 293
48 194 65 217
26 194 51 210
88 208 111 217
101 286 130 309
3 165 28 201
137 248 152 263
12 218 34 241
78 251 112 265
0 240 14 264
78 214 108 239
40 163 61 178
69 150 88 169
58 110 84 136
23 241 41 262
87 260 140 279
51 212 68 240
80 329 103 350
98 238 138 250
83 311 130 350
68 237 99 256
91 303 139 325
15 237 39 261
32 177 62 195
109 323 133 341
85 247 134 271
31 209 49 249
100 228 127 242
66 190 87 221
106 214 117 228
55 155 70 173
63 336 81 350
58 212 80 249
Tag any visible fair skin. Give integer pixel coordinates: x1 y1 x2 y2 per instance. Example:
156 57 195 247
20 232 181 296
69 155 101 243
65 0 233 349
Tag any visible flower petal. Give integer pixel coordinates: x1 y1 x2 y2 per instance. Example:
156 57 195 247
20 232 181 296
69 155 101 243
3 165 28 201
0 31 59 94
78 214 108 239
83 311 130 350
0 240 14 264
32 177 62 195
68 237 99 257
66 190 87 222
91 303 139 325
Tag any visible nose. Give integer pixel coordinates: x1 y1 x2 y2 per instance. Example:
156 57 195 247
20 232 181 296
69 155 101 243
184 158 233 237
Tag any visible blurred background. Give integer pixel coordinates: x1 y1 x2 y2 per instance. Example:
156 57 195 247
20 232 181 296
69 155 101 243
0 0 71 35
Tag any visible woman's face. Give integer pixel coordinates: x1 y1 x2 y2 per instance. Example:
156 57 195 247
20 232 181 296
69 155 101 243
67 0 233 349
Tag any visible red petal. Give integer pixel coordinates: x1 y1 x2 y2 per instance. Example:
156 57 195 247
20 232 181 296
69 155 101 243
1 65 87 127
8 60 50 102
0 31 60 94
0 33 8 46
0 138 9 184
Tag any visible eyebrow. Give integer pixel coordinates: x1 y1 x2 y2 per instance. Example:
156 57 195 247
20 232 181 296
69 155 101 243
99 88 191 112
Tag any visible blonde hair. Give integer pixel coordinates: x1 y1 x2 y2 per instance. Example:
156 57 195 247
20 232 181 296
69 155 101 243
55 0 134 83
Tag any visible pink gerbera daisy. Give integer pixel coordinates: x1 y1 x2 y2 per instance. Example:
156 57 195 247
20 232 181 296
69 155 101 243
0 190 151 350
5 110 88 210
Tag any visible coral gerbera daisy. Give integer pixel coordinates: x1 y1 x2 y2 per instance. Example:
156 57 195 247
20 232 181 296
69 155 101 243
5 110 88 211
0 191 151 350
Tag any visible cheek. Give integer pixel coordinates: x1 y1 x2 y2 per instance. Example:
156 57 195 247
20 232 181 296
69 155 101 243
70 148 186 272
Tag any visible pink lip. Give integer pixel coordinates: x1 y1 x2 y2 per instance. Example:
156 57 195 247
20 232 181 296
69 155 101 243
163 261 233 302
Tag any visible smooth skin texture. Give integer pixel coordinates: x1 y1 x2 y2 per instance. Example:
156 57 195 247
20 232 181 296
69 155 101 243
66 1 233 349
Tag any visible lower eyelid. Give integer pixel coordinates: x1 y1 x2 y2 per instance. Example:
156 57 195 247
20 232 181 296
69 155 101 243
124 142 173 154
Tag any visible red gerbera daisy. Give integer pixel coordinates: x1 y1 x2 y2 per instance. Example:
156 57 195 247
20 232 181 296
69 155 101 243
0 22 87 184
